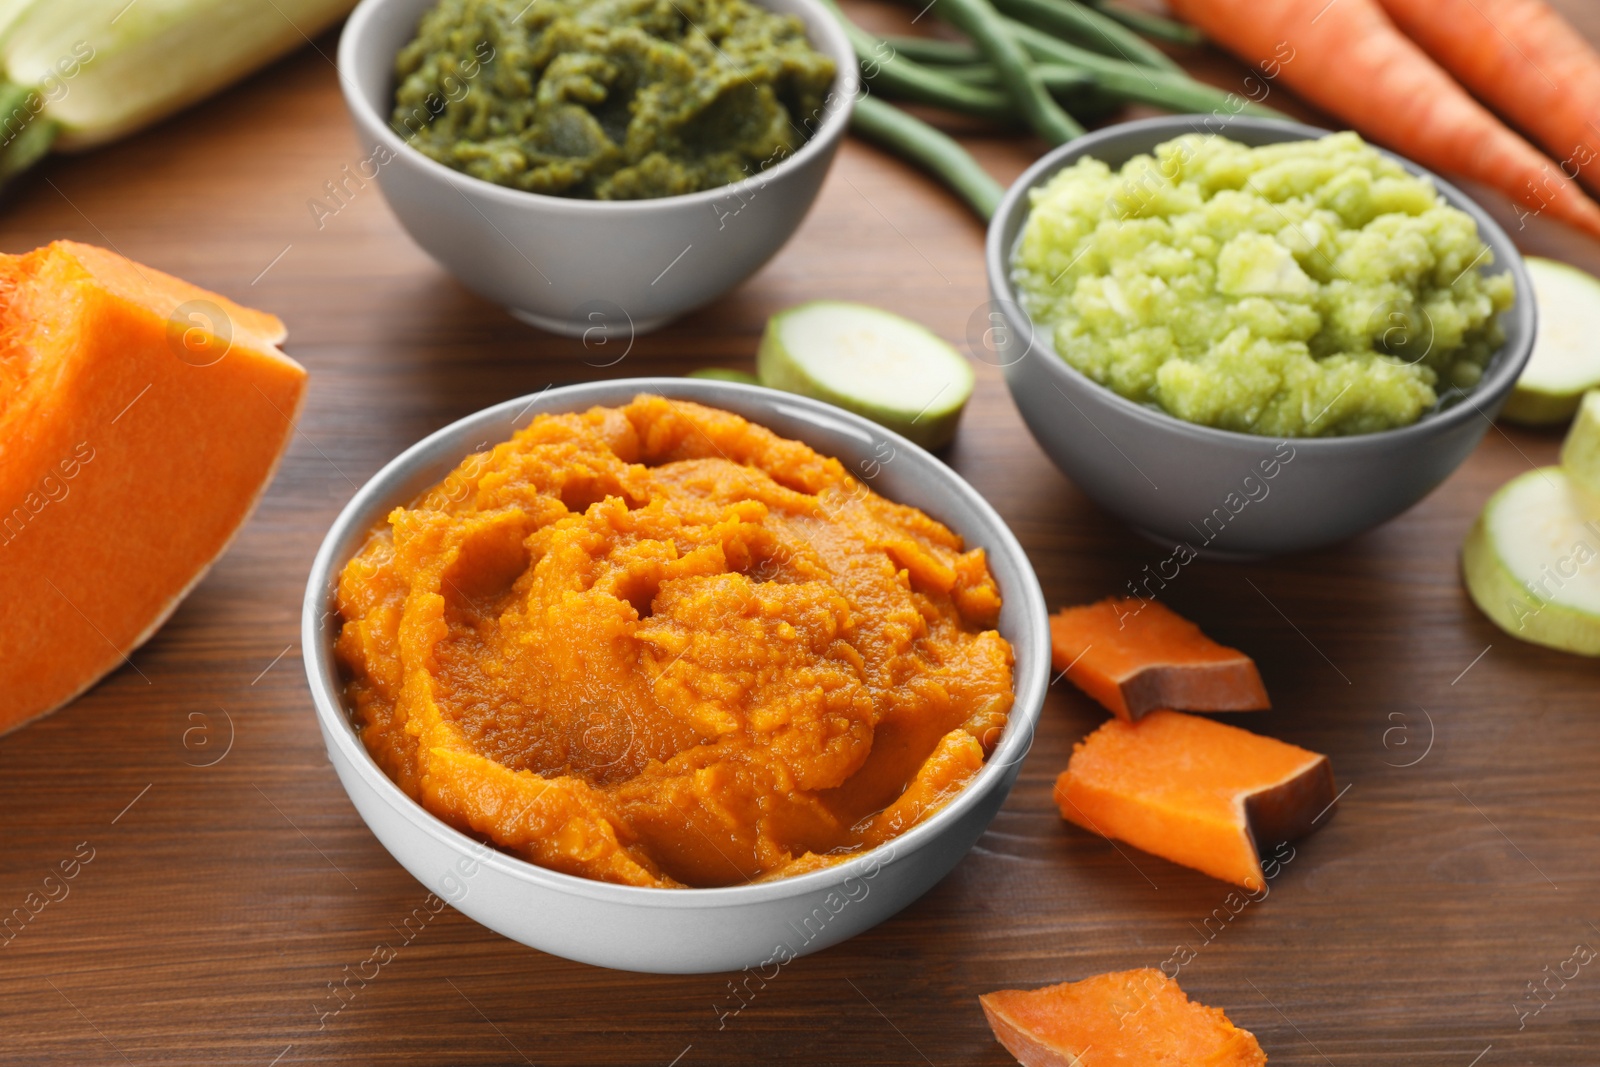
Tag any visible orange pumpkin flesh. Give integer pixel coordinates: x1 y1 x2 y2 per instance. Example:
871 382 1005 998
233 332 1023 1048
1050 599 1269 721
981 969 1267 1067
1055 711 1335 889
0 240 304 733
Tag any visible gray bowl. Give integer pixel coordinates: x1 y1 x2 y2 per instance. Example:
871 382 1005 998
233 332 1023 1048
986 115 1537 556
337 0 857 337
301 378 1048 973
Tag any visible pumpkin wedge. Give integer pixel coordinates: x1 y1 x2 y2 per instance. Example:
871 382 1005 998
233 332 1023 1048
1050 598 1269 721
1055 711 1335 889
0 240 305 733
980 969 1266 1067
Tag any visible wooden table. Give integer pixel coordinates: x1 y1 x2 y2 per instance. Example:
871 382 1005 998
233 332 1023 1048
4 5 1599 1064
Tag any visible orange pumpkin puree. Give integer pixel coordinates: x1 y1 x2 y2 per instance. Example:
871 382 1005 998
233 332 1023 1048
334 396 1014 888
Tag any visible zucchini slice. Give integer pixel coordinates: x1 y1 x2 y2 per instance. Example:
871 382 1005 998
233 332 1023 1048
1462 467 1600 656
1559 390 1600 496
756 301 975 450
1503 257 1600 426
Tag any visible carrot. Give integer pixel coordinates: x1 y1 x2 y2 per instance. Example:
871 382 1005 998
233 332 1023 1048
1050 599 1269 721
1378 0 1600 199
1166 0 1600 241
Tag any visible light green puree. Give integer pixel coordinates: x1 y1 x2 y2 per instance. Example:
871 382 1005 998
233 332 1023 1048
393 0 835 199
1012 132 1517 437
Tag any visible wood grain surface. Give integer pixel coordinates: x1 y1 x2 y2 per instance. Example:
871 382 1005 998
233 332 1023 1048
3 4 1600 1064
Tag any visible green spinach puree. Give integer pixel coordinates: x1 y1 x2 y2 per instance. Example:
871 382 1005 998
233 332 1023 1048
392 0 836 199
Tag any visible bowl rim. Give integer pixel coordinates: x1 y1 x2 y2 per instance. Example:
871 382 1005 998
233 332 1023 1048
985 114 1538 452
336 0 861 214
301 377 1050 908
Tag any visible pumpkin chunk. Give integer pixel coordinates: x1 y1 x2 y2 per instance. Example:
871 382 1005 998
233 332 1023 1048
1055 711 1335 889
981 968 1266 1067
0 241 304 733
1050 598 1269 721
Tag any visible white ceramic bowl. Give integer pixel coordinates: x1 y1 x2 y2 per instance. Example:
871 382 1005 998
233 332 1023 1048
337 0 857 337
301 378 1048 973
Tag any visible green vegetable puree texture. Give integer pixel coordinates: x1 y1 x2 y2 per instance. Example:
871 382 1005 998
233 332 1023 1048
393 0 835 199
1012 132 1516 437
